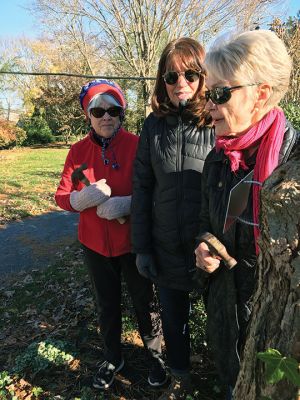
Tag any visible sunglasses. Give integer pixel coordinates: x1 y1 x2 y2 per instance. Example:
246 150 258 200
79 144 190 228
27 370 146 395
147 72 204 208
90 107 122 118
205 84 258 105
163 70 201 85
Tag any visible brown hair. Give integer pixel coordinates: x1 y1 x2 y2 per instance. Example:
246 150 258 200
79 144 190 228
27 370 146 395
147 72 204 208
151 37 210 126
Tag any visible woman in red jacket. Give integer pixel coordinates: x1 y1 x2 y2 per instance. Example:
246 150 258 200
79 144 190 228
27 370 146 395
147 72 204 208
55 79 165 390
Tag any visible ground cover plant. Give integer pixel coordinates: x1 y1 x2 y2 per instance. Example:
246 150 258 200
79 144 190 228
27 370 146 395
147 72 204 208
0 146 224 399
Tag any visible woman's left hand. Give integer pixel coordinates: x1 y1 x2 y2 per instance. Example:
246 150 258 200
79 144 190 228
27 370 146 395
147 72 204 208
195 241 221 273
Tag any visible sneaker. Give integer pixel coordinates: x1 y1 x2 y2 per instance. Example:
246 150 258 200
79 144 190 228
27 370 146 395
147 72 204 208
148 357 168 387
93 358 124 389
157 373 191 400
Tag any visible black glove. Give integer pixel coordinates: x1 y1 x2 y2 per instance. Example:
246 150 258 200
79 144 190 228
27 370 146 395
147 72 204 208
136 254 157 280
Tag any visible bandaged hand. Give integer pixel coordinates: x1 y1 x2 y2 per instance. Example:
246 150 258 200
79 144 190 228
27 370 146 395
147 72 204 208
96 195 131 220
70 179 111 212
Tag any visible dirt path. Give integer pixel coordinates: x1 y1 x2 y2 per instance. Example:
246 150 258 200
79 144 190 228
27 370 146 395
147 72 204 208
0 211 79 277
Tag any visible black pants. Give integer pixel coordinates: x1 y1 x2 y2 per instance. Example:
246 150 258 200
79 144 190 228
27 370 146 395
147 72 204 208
158 286 190 374
83 246 162 366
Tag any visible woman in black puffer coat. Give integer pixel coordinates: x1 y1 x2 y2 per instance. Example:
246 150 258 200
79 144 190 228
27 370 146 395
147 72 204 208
131 37 215 399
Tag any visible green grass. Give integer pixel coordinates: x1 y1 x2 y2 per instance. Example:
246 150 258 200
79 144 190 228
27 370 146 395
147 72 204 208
0 145 70 224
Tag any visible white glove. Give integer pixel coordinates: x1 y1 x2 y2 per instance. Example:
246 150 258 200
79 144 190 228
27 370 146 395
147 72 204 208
96 196 131 220
70 179 111 212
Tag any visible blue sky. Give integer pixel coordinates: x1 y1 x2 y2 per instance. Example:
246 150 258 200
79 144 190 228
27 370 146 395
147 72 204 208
0 0 299 39
0 0 37 39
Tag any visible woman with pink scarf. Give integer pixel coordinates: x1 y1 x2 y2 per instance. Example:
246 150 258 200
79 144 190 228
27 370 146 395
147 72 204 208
194 30 298 399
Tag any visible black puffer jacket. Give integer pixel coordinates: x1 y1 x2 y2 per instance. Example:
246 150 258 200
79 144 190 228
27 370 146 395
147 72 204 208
131 112 215 290
196 123 298 386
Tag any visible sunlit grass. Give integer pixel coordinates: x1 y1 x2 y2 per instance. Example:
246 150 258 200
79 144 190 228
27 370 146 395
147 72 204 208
0 146 70 224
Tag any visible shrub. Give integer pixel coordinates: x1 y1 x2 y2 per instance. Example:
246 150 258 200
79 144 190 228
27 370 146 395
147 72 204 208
0 118 27 149
18 111 54 145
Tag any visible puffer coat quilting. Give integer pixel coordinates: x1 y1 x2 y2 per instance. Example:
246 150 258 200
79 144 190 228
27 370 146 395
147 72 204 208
131 112 215 290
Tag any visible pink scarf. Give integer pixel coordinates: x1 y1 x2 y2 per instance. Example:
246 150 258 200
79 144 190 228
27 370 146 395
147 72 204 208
216 108 286 254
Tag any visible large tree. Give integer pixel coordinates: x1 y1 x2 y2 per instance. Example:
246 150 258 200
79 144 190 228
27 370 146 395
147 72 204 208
234 146 300 399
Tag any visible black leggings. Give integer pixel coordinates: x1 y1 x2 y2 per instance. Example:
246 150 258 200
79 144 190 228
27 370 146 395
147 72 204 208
83 246 162 365
158 286 190 373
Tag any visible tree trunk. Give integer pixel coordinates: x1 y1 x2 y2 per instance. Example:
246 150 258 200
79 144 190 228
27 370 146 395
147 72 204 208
234 146 300 400
141 79 152 118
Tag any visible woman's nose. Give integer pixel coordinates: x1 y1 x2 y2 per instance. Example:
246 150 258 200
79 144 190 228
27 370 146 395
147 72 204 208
205 98 215 111
176 74 188 86
102 111 111 119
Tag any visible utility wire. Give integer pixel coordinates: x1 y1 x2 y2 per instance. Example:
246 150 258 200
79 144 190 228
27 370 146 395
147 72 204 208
0 71 156 80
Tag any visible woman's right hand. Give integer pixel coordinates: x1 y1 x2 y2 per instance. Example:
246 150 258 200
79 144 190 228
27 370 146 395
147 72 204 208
136 253 157 280
195 241 221 274
69 179 111 212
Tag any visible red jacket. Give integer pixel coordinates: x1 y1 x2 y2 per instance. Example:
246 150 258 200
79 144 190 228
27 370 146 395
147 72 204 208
55 128 139 257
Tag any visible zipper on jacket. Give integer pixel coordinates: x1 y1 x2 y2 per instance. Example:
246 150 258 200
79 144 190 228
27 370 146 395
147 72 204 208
176 105 189 268
99 146 113 257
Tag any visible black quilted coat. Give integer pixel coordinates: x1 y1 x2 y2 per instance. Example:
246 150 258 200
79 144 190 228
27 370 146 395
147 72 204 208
196 123 298 386
131 112 215 290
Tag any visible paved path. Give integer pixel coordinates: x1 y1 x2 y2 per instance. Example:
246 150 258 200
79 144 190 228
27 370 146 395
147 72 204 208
0 211 79 276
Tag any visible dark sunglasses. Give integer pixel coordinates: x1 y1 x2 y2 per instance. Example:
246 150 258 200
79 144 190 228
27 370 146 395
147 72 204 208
163 70 201 85
205 84 258 105
90 107 122 118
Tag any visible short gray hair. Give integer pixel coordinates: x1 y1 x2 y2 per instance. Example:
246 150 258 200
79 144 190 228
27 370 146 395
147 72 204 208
87 94 121 116
205 29 292 107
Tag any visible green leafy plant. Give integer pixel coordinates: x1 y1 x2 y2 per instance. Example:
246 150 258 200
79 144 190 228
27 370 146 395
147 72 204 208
0 371 17 400
257 348 300 387
32 386 43 397
13 339 75 375
0 371 12 389
281 102 300 131
121 314 136 334
189 293 207 353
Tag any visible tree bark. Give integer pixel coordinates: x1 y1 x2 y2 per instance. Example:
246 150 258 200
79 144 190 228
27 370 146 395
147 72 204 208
234 146 300 400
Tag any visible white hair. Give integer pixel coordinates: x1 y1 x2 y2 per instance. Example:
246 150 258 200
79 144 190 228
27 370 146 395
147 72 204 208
205 29 292 107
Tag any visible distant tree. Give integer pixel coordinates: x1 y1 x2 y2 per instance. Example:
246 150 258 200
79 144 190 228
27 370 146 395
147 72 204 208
34 77 86 144
0 37 106 142
270 14 300 104
0 118 27 149
269 14 300 131
0 40 22 120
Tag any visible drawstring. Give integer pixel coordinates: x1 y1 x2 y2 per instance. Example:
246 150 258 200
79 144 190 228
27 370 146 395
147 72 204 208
92 126 121 169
